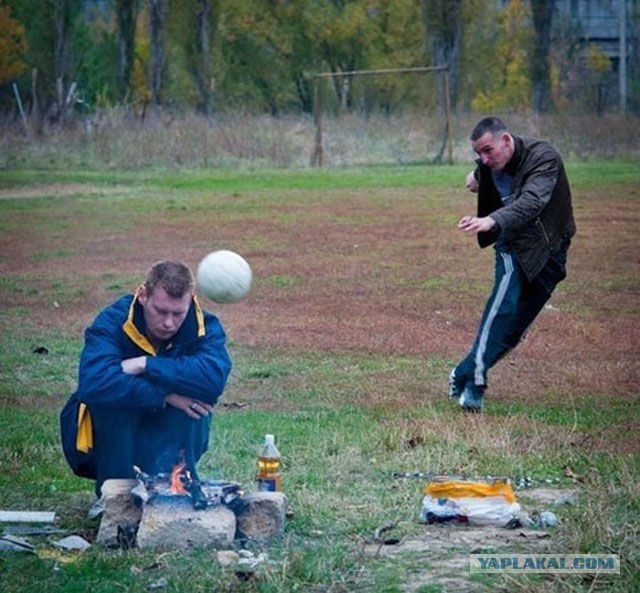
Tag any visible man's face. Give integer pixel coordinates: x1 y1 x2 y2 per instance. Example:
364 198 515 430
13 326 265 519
138 285 191 344
471 131 514 171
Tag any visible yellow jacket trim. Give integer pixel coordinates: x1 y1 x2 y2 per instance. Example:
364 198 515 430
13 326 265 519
121 288 204 352
193 294 206 338
76 403 93 453
122 286 157 355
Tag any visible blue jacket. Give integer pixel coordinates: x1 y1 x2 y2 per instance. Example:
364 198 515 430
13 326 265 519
60 291 232 478
76 292 231 409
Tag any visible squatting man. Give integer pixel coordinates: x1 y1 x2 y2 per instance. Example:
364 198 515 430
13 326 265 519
60 260 232 504
450 116 576 411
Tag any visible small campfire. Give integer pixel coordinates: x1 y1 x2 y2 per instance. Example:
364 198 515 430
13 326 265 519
133 462 241 510
95 464 287 549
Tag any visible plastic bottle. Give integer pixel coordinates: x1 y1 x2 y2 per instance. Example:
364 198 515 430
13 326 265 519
257 434 282 492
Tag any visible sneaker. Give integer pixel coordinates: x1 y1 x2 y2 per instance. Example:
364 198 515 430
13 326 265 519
448 368 464 399
458 386 484 412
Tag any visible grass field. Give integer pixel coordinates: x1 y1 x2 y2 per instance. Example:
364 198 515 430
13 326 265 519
0 161 638 592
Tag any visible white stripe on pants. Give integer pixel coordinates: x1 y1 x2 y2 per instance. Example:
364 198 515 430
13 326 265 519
474 251 515 386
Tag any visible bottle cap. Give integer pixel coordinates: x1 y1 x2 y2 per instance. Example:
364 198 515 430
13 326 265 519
265 434 275 445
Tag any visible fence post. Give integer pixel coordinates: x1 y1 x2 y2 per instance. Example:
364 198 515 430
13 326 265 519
444 69 453 165
312 78 323 167
12 83 32 141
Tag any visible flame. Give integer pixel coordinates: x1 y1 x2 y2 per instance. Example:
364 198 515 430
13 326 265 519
169 462 188 495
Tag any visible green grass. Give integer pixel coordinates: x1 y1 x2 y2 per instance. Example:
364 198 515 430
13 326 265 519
2 159 640 193
1 162 638 593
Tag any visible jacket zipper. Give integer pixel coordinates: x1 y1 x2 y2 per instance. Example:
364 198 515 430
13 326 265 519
535 217 551 246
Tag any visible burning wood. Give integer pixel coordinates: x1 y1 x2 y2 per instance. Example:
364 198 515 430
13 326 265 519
133 465 241 510
169 462 188 495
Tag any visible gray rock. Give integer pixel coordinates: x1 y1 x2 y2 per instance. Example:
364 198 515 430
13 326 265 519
136 497 236 550
234 491 287 542
96 479 143 548
52 535 91 551
539 511 558 527
216 549 240 566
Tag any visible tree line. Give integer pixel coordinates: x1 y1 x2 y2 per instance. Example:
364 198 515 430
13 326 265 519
1 0 637 126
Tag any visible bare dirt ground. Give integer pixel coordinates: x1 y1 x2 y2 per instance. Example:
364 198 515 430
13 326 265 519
362 487 577 592
1 181 638 451
0 178 637 591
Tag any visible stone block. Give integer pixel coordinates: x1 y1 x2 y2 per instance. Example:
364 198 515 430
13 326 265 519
234 491 287 542
96 479 142 548
136 497 236 550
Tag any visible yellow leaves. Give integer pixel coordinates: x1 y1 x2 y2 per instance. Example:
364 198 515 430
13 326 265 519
470 0 532 111
131 38 151 105
0 6 28 85
586 44 611 75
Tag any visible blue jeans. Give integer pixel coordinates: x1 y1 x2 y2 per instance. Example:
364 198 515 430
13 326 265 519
454 242 568 394
89 404 211 495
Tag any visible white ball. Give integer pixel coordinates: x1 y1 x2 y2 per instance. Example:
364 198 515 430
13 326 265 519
196 250 252 303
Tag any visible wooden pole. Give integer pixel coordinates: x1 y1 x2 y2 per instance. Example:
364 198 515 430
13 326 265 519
312 78 323 167
619 0 627 114
12 83 32 140
443 69 453 165
314 66 447 79
31 68 39 132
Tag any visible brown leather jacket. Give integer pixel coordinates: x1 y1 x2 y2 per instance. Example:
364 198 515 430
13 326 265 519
475 135 576 281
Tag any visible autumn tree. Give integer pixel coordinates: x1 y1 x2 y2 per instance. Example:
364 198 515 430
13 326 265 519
471 0 532 112
530 0 555 113
9 0 628 118
350 0 427 114
148 0 168 105
217 0 346 114
275 0 325 114
420 0 463 110
327 1 374 107
0 5 27 86
215 0 290 113
193 0 214 113
51 0 86 123
116 0 138 101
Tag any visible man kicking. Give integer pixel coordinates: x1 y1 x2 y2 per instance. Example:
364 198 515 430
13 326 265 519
451 116 576 411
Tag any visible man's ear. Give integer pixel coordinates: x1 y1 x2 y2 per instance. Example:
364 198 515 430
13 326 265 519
137 284 149 305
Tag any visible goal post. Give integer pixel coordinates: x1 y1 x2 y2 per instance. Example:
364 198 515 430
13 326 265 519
311 66 452 167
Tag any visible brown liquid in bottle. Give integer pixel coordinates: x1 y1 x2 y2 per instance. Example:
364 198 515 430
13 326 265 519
257 434 281 492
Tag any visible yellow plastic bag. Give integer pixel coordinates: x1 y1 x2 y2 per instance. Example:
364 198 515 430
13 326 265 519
421 480 520 526
425 480 517 503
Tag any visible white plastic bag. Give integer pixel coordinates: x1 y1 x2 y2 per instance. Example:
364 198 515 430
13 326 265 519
421 493 520 526
420 481 520 527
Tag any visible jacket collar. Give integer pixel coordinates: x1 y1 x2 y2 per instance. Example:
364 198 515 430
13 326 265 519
504 135 524 176
122 287 206 355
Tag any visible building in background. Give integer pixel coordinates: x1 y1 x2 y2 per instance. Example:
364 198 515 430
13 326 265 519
555 0 636 112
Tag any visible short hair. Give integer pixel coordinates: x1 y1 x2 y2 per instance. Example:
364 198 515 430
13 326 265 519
144 260 194 298
470 116 509 141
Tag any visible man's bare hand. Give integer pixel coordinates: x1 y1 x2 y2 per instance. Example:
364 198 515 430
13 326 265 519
458 215 497 234
465 171 479 193
121 356 147 375
165 393 213 419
